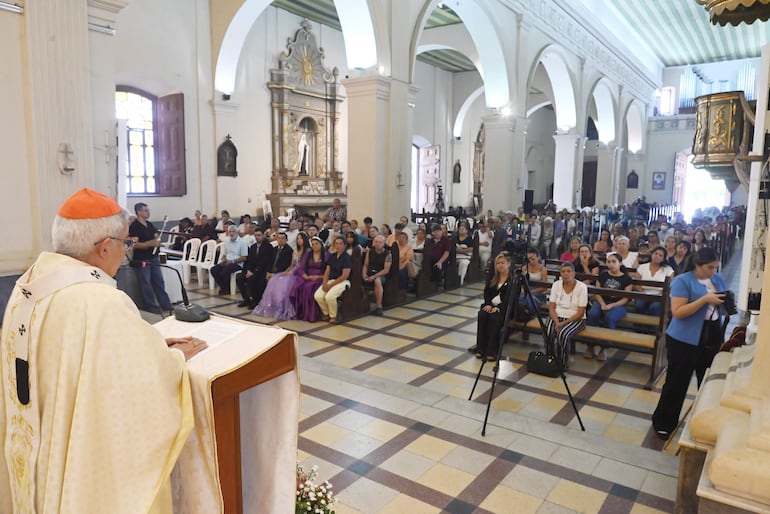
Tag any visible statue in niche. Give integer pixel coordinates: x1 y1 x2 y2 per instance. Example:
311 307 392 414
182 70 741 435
453 161 461 183
298 134 309 175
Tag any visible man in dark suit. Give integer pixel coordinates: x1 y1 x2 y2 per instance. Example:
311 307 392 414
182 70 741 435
267 232 294 277
237 228 273 308
246 232 293 308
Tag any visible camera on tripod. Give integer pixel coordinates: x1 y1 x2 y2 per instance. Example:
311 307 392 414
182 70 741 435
503 224 531 266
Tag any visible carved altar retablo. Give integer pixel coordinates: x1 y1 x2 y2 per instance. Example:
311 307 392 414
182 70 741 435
267 19 345 216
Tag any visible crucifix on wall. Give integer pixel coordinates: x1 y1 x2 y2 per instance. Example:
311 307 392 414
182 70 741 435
57 143 75 174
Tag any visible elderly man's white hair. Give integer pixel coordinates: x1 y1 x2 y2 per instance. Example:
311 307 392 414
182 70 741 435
52 210 129 259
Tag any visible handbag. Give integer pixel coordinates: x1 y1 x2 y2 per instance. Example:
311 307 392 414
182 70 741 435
406 259 421 279
526 351 560 378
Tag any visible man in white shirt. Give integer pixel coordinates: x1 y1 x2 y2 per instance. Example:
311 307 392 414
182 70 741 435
214 209 231 232
211 225 248 294
285 219 300 250
399 215 414 241
241 222 257 247
526 214 541 248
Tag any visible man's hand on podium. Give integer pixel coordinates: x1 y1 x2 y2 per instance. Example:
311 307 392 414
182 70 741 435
166 336 208 360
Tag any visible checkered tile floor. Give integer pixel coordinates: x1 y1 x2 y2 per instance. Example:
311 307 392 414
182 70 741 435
154 276 697 514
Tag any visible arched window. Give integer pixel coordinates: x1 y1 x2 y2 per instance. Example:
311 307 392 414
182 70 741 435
115 86 186 196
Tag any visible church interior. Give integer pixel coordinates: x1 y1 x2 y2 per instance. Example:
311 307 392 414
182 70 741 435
4 0 770 512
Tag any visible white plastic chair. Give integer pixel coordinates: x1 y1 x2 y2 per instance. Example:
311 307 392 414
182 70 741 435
230 269 242 296
201 243 223 289
444 216 457 234
188 240 217 288
180 238 202 284
160 225 178 249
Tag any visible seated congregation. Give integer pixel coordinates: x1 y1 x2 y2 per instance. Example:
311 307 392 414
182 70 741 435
165 207 489 324
161 200 740 374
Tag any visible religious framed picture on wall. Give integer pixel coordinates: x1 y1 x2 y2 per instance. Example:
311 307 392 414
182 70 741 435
652 172 666 190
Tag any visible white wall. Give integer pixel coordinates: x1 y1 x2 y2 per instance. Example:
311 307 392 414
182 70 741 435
525 107 557 204
643 116 696 203
450 70 487 211
412 61 467 212
0 12 36 274
113 0 210 218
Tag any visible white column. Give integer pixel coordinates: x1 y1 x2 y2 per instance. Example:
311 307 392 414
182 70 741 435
480 115 521 213
596 143 622 206
25 1 97 248
552 133 584 210
342 75 414 224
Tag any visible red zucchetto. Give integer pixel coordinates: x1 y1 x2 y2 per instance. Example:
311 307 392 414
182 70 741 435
57 188 122 219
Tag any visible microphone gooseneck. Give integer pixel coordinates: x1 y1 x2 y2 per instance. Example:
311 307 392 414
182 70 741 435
132 260 210 322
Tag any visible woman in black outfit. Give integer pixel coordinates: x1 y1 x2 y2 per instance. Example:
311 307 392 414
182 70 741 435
475 253 512 361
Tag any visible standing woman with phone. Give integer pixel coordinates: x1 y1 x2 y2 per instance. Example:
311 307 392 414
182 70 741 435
652 247 727 440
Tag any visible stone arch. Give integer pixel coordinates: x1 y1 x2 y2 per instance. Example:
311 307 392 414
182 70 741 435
411 0 510 108
452 85 485 138
527 46 577 131
214 0 380 95
623 101 645 153
585 78 617 144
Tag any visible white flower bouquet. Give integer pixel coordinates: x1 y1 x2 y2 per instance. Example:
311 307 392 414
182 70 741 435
296 463 336 514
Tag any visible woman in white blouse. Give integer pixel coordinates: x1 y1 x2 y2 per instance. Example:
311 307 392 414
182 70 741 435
545 261 589 370
632 245 673 315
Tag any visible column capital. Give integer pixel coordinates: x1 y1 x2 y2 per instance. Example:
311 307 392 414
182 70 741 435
552 133 585 147
88 0 130 26
342 75 392 101
481 114 517 131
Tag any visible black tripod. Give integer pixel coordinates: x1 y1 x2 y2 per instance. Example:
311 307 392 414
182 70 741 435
469 266 585 435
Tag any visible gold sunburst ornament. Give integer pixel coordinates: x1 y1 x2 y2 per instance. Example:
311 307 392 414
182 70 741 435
300 45 315 86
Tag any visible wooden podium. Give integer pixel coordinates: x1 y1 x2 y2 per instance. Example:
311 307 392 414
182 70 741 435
154 315 299 514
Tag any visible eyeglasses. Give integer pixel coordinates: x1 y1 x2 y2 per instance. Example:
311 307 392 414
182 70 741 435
94 237 135 251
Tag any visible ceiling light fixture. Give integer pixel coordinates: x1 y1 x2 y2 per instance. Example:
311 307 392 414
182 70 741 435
694 0 770 26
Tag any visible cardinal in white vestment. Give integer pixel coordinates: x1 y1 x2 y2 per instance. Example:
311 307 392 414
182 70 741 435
0 189 206 513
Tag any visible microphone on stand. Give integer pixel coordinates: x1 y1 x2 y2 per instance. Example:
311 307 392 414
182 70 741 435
153 215 169 256
131 260 210 322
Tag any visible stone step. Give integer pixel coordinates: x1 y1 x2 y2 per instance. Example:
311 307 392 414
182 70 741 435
690 351 735 445
721 345 757 412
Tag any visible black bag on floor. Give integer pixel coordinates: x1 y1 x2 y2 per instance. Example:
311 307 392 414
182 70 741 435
526 351 560 378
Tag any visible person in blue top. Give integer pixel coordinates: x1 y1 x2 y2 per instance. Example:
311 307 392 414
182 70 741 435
652 247 727 440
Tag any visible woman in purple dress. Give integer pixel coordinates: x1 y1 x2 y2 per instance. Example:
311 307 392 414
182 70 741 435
294 236 326 321
253 232 309 320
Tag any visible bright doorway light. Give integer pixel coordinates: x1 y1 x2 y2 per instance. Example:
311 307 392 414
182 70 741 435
682 158 730 222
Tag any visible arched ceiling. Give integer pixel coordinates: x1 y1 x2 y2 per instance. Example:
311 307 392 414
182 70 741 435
273 0 770 72
271 0 476 72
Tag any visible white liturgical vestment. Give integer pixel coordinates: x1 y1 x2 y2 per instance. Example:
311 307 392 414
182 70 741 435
0 252 193 513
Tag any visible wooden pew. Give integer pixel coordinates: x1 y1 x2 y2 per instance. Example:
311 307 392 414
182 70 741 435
466 232 483 283
339 246 370 319
414 238 435 297
444 241 461 290
383 242 406 308
508 274 671 389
